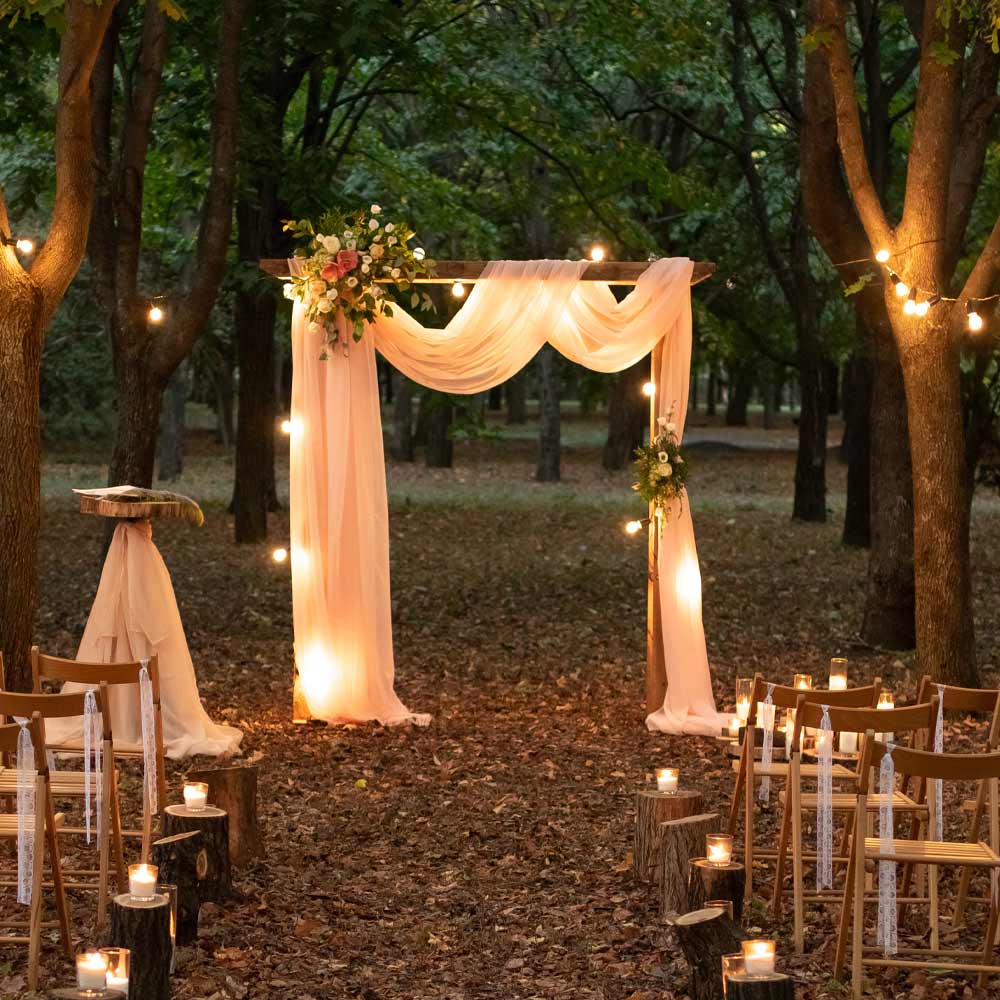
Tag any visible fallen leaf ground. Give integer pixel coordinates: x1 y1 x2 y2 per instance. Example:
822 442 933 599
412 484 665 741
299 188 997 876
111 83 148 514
14 408 1000 1000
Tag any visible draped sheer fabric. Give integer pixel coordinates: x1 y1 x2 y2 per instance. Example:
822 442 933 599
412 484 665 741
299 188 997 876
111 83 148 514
288 257 721 734
46 522 243 759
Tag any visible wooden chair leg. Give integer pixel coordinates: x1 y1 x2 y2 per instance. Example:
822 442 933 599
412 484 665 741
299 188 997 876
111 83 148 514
833 818 858 980
977 878 999 989
929 859 940 951
744 764 755 905
28 795 46 992
45 796 72 956
111 772 127 888
955 786 988 929
792 779 805 954
96 762 113 934
771 790 793 918
728 747 746 836
851 832 865 1000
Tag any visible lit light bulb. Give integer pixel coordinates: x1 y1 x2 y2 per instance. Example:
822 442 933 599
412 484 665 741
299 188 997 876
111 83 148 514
625 520 643 535
148 304 164 323
914 299 930 317
875 248 890 263
903 288 917 315
14 238 34 254
589 244 606 262
272 547 288 563
890 273 909 297
280 419 292 435
641 381 656 398
967 301 984 331
451 281 466 299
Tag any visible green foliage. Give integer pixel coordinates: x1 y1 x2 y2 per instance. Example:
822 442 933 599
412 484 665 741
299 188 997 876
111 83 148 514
844 272 877 297
631 419 689 516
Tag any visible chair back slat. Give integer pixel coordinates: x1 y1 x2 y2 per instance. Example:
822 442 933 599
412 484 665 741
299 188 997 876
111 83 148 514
0 714 46 768
32 646 161 696
0 687 112 745
795 696 938 737
747 672 881 717
916 676 1000 716
862 737 1000 785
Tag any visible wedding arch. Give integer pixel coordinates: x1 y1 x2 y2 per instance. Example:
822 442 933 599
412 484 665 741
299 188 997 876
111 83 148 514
260 255 723 736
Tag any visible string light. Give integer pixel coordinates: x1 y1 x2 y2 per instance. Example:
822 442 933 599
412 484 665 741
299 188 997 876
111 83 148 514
451 281 466 299
589 244 606 262
1 234 33 254
889 271 909 297
967 301 984 332
148 304 164 323
641 381 656 397
624 519 647 535
914 298 930 317
903 287 918 315
875 248 890 263
272 547 288 563
280 419 292 435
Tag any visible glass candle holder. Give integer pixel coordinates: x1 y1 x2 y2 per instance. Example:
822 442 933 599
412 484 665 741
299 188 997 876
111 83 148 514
76 949 109 994
157 882 178 973
182 781 209 811
793 673 812 690
706 833 733 867
839 730 859 754
727 715 741 739
656 767 679 794
877 691 894 710
100 946 130 996
721 952 745 998
757 701 776 732
735 678 752 722
829 657 848 690
128 862 157 902
706 899 735 919
742 939 776 977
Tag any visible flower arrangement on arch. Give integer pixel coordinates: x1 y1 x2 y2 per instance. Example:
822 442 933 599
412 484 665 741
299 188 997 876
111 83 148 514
282 206 436 353
632 404 689 516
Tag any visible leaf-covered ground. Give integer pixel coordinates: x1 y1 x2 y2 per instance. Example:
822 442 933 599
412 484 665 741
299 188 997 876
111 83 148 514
15 410 1000 999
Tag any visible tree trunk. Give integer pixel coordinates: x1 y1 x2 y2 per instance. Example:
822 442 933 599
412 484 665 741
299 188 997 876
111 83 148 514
899 324 976 685
108 339 166 490
424 395 453 468
507 370 527 424
390 368 414 462
214 349 235 447
0 275 43 692
827 361 841 414
725 365 753 427
673 908 744 1000
536 346 560 482
792 320 828 522
487 384 503 411
707 367 718 416
842 348 872 547
231 283 277 543
156 360 186 481
602 358 647 470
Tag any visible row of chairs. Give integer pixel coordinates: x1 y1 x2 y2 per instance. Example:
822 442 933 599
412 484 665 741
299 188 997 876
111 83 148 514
0 647 168 990
727 670 1000 998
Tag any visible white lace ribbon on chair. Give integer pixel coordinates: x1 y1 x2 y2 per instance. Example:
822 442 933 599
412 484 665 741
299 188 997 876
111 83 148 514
758 683 776 803
816 704 834 890
82 687 103 845
877 742 898 955
930 684 945 837
139 659 158 814
15 718 35 905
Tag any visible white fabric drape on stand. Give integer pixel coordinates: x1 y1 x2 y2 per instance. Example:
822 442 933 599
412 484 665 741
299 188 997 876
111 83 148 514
288 257 720 732
46 522 243 759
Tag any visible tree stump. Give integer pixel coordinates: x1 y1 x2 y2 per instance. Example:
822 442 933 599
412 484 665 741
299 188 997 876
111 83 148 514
688 858 747 922
186 763 262 866
673 907 744 1000
49 992 125 1000
163 804 232 902
108 893 172 1000
634 788 704 882
658 812 719 917
726 973 795 1000
152 829 204 945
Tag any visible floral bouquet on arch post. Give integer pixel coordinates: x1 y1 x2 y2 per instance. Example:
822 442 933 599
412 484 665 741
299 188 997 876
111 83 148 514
282 206 436 354
632 404 689 519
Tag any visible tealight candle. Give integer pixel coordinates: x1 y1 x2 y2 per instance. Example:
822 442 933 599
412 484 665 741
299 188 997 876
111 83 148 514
794 673 812 690
742 938 777 977
735 678 752 721
839 730 858 754
183 781 209 812
728 715 741 739
128 862 158 902
722 952 745 997
706 833 733 867
76 950 109 992
656 767 679 794
877 691 895 742
101 946 130 996
829 657 848 691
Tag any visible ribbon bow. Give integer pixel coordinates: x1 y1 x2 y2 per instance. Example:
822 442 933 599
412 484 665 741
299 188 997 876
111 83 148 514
15 718 34 905
816 704 834 890
139 659 158 815
758 683 776 803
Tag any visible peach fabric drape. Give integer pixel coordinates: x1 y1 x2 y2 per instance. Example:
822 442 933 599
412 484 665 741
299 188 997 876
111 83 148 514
47 522 243 759
289 257 720 734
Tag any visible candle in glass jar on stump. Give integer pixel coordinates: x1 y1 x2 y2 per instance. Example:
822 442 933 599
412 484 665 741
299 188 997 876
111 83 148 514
657 767 679 794
829 658 848 690
129 863 157 901
182 781 208 811
735 677 752 724
76 950 109 993
793 673 812 691
706 833 733 867
742 939 776 976
101 947 130 995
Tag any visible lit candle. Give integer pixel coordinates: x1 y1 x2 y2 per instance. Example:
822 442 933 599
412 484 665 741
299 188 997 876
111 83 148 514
829 657 848 690
814 730 832 752
76 950 109 992
877 691 895 742
128 863 158 902
656 767 679 794
183 781 208 812
736 698 750 723
735 678 752 721
793 673 812 690
101 947 130 996
706 833 733 867
742 939 776 977
728 715 741 739
722 952 745 997
839 730 858 754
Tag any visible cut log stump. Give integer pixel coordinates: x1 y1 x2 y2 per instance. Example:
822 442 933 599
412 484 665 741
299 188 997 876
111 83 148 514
673 907 745 1000
163 804 232 902
186 763 262 866
108 892 172 1000
726 973 795 1000
687 858 746 923
152 829 204 945
634 788 704 882
658 812 719 917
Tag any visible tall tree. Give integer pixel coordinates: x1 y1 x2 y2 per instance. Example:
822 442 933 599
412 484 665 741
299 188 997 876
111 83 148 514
0 0 114 689
811 0 1000 683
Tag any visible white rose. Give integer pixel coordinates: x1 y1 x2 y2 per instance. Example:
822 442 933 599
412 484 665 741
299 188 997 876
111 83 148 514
370 204 382 214
658 462 673 478
343 230 353 239
385 223 395 232
390 267 401 278
316 298 332 313
657 416 667 429
388 236 397 245
363 254 372 263
347 276 358 288
283 283 296 300
657 451 668 463
666 422 677 434
370 243 384 258
414 247 425 260
321 235 341 253
362 264 370 273
326 287 338 300
368 219 379 231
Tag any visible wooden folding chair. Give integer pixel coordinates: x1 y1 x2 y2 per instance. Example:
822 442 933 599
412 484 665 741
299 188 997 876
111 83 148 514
836 738 1000 998
728 673 881 903
779 697 938 952
31 647 168 859
0 687 124 932
0 713 73 991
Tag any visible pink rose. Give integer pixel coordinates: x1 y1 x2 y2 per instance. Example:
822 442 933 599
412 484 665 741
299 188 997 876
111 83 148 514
320 263 339 281
336 250 359 277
